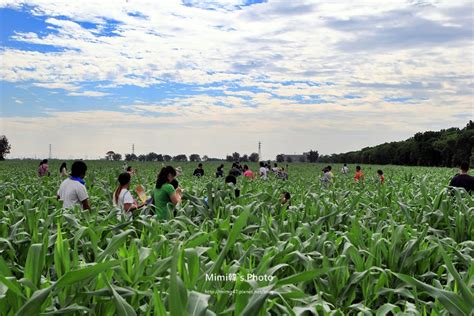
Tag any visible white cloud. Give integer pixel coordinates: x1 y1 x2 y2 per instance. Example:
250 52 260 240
68 90 109 97
0 0 472 158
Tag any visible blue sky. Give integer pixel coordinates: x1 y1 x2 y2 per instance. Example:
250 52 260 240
0 0 472 159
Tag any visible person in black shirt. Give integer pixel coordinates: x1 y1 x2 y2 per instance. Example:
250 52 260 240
193 163 205 177
216 164 224 178
229 163 241 177
225 174 240 197
449 162 474 194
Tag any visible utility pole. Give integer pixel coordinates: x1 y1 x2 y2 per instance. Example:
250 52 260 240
49 144 52 159
132 144 135 155
258 141 261 161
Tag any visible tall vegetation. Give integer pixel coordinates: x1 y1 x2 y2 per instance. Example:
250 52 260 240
320 121 473 167
0 161 472 314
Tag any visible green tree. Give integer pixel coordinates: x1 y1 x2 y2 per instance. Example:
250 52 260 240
189 154 201 162
307 150 319 163
112 153 122 161
249 153 259 162
0 136 11 160
106 151 115 161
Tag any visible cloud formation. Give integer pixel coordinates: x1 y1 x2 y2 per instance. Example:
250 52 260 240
0 0 472 159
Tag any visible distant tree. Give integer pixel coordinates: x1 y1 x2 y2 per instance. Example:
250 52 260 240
0 136 11 160
156 154 164 162
173 154 188 162
241 154 249 162
317 155 330 163
202 155 209 162
226 155 233 162
276 154 284 163
163 155 172 162
106 151 115 161
232 152 240 161
206 157 221 161
138 154 147 162
307 150 319 163
189 154 201 162
318 121 473 167
125 153 137 161
249 152 259 162
287 156 293 163
146 152 159 161
298 155 306 162
112 153 122 161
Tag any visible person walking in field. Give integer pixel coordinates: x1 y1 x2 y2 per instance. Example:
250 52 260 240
126 166 136 175
237 162 244 173
225 174 240 197
377 170 385 184
216 164 224 178
326 166 334 182
280 191 291 206
38 159 49 177
354 165 364 183
449 162 474 194
193 163 205 177
277 167 288 180
341 163 349 175
113 172 143 217
229 163 241 177
320 166 334 185
59 162 68 177
272 163 279 173
151 166 182 219
243 164 255 179
259 161 268 180
57 160 90 210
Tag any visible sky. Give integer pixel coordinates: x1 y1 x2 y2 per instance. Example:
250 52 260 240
0 0 473 160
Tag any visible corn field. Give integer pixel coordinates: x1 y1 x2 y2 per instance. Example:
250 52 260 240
0 161 473 315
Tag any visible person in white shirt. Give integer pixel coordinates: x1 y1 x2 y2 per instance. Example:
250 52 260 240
57 161 90 210
59 162 68 177
259 161 268 180
272 163 279 173
341 163 349 175
113 172 142 218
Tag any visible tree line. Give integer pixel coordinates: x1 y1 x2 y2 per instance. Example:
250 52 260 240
105 151 261 162
318 121 473 167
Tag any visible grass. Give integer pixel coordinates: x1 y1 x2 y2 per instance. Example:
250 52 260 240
0 160 473 315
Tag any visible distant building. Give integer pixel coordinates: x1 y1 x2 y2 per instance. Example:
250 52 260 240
283 152 309 162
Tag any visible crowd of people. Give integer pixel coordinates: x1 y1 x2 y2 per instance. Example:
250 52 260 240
42 160 474 220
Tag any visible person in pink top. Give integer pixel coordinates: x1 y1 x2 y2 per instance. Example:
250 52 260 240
38 159 49 177
243 164 254 179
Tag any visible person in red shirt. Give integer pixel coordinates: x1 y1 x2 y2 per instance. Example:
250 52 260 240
38 159 49 177
243 164 254 179
377 169 385 184
354 165 364 182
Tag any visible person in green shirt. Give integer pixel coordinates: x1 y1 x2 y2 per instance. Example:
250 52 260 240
152 166 182 219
